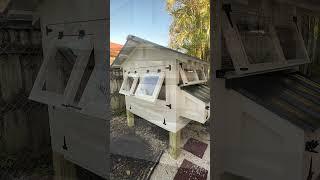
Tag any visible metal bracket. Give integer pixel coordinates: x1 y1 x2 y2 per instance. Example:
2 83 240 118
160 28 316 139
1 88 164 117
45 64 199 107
78 30 85 39
62 136 68 150
61 104 82 110
166 65 171 71
46 26 53 35
163 118 167 125
58 31 64 39
240 68 248 71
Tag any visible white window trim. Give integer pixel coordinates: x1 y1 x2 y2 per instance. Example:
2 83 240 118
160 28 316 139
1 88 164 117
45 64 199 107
134 72 165 103
119 73 139 96
179 65 207 87
29 37 93 108
221 11 310 76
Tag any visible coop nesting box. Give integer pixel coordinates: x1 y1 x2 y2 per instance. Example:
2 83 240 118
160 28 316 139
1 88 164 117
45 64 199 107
112 35 210 133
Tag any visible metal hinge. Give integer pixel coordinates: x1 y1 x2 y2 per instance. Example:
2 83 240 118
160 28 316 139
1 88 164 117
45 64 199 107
62 136 68 150
166 65 171 71
58 31 64 39
61 104 82 110
46 26 53 36
78 30 85 39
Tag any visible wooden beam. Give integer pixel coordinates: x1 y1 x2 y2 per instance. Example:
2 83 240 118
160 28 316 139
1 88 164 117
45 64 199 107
52 152 77 180
126 110 134 127
169 131 181 159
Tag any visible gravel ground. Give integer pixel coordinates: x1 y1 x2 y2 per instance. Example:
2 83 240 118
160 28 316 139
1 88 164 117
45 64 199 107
110 114 168 179
111 114 168 153
0 148 54 180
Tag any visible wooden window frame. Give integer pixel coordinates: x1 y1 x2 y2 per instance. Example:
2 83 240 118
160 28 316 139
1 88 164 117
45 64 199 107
119 73 139 96
134 72 165 103
29 37 94 109
221 10 310 77
179 64 207 86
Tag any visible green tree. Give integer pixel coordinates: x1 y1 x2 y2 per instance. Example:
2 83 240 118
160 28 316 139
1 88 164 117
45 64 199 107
166 0 210 61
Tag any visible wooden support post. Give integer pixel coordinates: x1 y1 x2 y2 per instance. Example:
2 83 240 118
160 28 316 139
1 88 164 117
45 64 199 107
127 110 134 127
169 130 181 159
52 152 77 180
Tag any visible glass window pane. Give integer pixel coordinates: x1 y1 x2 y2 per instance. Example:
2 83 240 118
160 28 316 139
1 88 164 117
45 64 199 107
138 76 159 96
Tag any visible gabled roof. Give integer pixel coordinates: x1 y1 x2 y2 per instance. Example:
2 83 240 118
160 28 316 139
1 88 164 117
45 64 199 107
228 71 320 132
111 35 208 68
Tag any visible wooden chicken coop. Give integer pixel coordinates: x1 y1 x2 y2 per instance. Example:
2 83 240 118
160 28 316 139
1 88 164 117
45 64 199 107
112 35 210 159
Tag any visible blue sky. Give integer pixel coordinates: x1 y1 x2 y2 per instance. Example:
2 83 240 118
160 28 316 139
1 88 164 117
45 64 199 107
110 0 172 46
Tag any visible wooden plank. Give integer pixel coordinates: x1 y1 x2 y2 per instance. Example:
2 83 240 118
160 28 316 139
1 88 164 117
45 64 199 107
52 152 77 180
127 110 134 127
169 130 181 159
221 12 249 71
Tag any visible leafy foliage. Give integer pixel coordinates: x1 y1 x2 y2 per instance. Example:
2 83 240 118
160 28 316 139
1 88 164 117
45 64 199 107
167 0 210 61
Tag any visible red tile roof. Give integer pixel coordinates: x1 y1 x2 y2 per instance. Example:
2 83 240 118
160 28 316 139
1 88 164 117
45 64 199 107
110 42 123 65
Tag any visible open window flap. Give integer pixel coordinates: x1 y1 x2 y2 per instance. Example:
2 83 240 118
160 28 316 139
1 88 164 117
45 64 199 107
74 51 109 120
179 63 207 87
119 73 139 96
29 37 94 108
134 72 165 103
221 8 310 78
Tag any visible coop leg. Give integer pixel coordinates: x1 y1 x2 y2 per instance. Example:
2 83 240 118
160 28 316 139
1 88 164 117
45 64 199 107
169 130 181 159
52 152 77 180
127 110 134 127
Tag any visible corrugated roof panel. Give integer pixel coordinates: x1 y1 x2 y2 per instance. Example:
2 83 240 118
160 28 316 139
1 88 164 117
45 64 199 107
228 71 320 132
181 84 210 103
